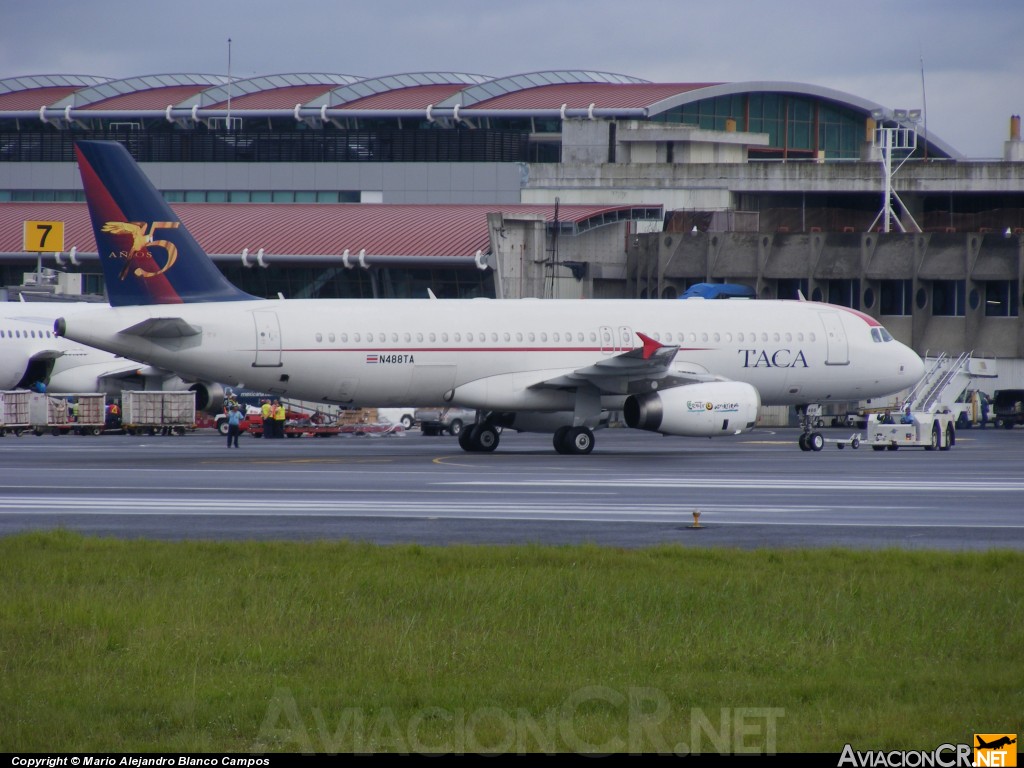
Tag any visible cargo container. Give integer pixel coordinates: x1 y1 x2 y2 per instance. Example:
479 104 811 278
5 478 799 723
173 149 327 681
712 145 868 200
0 390 30 436
29 393 106 436
122 391 196 435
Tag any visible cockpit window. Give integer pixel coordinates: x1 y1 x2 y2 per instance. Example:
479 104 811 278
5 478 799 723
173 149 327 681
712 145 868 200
871 327 895 342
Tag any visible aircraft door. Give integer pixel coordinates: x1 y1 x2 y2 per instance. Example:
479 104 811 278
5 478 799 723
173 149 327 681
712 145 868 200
252 310 282 367
619 326 634 352
818 311 849 366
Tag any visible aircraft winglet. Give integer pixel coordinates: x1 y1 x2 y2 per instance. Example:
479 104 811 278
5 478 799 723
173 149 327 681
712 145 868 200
636 332 664 360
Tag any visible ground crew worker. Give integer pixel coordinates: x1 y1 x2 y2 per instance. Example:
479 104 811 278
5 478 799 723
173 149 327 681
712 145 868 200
272 399 286 438
261 398 273 439
226 404 243 448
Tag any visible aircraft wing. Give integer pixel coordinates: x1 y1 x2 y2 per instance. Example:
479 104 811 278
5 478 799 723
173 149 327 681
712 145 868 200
531 332 717 396
119 317 201 338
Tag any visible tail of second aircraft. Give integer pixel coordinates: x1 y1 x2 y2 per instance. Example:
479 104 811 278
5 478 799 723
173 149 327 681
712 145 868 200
75 140 255 307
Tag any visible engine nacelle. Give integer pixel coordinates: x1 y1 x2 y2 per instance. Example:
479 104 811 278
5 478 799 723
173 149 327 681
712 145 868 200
188 381 227 413
624 381 760 437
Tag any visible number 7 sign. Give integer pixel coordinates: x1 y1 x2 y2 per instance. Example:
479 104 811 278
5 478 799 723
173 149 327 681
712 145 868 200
23 220 65 252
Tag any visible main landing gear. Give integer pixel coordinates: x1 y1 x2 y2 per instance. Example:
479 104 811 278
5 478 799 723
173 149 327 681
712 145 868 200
458 421 500 452
797 404 826 452
553 425 595 455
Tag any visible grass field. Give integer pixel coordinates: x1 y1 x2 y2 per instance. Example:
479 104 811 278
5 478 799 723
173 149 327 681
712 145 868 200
1 531 1021 753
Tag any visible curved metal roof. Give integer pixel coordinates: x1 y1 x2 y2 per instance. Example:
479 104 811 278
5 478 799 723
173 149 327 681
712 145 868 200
644 81 961 159
0 74 111 94
325 72 491 109
0 75 111 110
0 70 957 156
196 73 362 109
50 74 227 108
0 201 661 266
471 82 719 110
438 70 649 107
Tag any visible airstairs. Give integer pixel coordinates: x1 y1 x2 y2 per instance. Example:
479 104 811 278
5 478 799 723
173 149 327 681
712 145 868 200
904 351 975 413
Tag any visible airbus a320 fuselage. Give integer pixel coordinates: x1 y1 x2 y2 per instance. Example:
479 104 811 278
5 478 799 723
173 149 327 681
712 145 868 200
58 141 925 454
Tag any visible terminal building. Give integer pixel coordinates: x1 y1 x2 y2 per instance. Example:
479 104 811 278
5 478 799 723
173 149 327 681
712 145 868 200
1 70 1022 385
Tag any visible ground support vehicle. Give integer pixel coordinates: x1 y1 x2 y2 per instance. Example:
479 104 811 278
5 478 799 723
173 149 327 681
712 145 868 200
993 389 1024 429
867 410 956 451
334 409 405 437
375 408 417 430
29 392 105 436
826 433 862 450
121 391 196 436
0 390 30 436
414 407 475 436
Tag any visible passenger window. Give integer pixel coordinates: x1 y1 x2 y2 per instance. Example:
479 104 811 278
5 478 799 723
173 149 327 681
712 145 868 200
341 333 348 343
553 332 560 342
416 333 423 342
353 333 361 342
540 332 548 342
441 333 449 342
528 332 536 342
467 332 474 342
516 332 523 342
328 333 335 343
366 333 374 342
454 333 461 342
429 333 436 342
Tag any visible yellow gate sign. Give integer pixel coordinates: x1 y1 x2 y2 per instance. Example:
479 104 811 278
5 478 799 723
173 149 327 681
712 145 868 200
23 220 65 252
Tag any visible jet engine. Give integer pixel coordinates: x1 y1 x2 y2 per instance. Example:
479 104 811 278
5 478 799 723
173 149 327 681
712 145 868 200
624 381 760 437
188 381 227 414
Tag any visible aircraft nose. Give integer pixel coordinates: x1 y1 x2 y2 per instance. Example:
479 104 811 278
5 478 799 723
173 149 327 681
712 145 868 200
902 346 925 384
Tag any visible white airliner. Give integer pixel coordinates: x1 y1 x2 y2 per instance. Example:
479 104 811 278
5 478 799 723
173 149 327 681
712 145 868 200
0 300 230 408
57 140 925 454
0 301 140 393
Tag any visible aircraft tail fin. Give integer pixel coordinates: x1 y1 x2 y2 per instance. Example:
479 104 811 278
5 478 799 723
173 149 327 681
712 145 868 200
75 140 255 307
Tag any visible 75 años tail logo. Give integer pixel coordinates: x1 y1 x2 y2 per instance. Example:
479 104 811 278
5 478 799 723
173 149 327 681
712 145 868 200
101 220 180 280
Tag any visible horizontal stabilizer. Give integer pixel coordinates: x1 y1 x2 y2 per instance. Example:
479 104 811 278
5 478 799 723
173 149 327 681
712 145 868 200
119 317 201 338
28 349 64 362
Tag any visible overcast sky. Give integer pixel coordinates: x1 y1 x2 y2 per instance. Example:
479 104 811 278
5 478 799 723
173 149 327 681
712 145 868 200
3 0 1022 158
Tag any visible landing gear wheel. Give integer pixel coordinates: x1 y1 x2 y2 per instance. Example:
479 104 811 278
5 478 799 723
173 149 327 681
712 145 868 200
472 424 500 453
558 426 595 455
808 432 825 452
798 433 810 451
553 426 571 454
459 424 500 452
